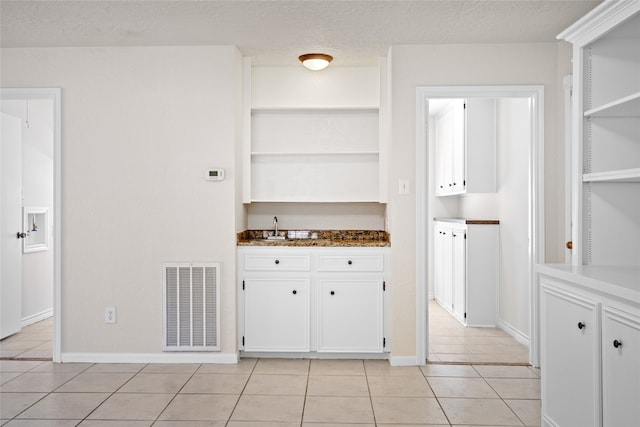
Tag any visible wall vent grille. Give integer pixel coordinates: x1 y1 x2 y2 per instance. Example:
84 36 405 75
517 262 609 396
163 263 220 351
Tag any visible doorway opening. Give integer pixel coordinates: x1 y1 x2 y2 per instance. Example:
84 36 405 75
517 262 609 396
415 86 544 367
1 88 61 362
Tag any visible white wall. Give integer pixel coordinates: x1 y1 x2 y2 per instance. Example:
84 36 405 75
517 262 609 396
1 46 242 359
0 98 54 325
459 98 531 336
389 43 569 358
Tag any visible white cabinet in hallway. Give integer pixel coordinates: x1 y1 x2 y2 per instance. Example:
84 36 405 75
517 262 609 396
434 219 499 327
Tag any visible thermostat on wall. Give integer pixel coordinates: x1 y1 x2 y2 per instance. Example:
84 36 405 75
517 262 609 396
205 168 225 181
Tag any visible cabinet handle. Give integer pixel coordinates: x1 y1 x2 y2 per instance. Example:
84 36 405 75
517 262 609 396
566 241 573 250
453 182 456 185
613 339 622 348
330 291 335 295
578 322 585 330
275 259 280 265
348 260 353 265
292 290 297 295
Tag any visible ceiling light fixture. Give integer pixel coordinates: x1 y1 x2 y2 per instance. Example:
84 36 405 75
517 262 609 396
299 53 333 71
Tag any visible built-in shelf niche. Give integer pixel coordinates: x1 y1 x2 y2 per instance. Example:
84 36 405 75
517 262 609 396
23 207 49 253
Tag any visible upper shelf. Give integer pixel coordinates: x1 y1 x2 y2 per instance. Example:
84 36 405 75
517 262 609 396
583 168 640 183
584 91 640 118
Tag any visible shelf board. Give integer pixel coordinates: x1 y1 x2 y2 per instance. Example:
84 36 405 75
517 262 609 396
251 151 379 157
583 168 640 183
584 91 640 117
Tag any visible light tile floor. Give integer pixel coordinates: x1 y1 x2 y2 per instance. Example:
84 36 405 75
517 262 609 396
0 318 53 360
428 300 530 364
1 358 541 426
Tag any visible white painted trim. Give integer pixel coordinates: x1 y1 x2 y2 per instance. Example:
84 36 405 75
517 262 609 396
497 319 530 348
21 308 53 328
389 355 420 367
61 352 240 364
0 88 61 363
415 85 544 368
563 75 573 264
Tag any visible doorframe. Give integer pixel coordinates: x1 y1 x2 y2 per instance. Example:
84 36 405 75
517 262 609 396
415 85 545 367
0 88 62 362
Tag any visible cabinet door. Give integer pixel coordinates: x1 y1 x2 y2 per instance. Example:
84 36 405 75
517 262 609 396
602 306 640 427
540 282 601 427
435 108 453 195
317 277 383 353
244 277 310 352
441 227 454 312
433 223 445 303
452 227 466 323
451 100 466 194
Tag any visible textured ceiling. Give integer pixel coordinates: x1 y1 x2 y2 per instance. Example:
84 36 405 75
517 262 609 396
0 0 601 66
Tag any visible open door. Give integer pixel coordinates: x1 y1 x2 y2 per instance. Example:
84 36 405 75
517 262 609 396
1 112 23 339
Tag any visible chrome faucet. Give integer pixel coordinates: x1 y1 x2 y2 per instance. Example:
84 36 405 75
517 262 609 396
273 216 278 236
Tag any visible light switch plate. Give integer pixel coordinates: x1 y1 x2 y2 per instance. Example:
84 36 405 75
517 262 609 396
399 179 410 195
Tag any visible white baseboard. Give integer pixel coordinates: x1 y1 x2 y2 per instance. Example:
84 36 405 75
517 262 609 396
497 319 530 347
389 355 421 366
61 352 239 364
21 308 53 328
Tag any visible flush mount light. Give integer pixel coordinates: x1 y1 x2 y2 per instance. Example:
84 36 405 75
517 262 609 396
299 53 333 71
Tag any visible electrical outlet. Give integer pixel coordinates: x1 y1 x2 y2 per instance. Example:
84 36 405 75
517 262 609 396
105 307 116 324
399 179 410 195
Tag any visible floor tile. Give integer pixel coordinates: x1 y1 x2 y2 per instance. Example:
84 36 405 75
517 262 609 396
363 360 423 377
181 373 249 394
3 420 81 426
0 372 77 392
29 363 92 373
228 423 298 427
505 399 542 426
303 396 374 424
117 373 191 393
230 395 304 422
252 359 309 375
84 363 145 373
0 392 47 418
0 361 44 372
139 363 200 374
486 378 541 399
197 359 257 374
306 375 369 397
78 421 152 426
439 397 523 425
88 393 174 420
371 397 448 424
16 392 109 420
428 376 499 398
243 374 307 395
309 359 365 375
155 422 225 427
474 365 539 378
0 372 22 385
55 372 135 393
367 374 434 397
159 394 239 421
421 364 479 377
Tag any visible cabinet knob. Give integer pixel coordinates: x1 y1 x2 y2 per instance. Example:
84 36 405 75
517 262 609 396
275 259 280 265
330 290 335 295
613 339 622 348
566 241 573 250
348 260 353 265
578 322 585 330
453 182 456 185
292 290 297 295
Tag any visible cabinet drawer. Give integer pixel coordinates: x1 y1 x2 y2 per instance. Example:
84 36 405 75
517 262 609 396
244 254 311 271
317 255 383 272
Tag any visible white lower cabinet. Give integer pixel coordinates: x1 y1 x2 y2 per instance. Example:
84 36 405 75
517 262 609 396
238 246 389 355
317 277 383 352
540 281 601 427
538 269 640 427
243 277 310 352
434 219 498 326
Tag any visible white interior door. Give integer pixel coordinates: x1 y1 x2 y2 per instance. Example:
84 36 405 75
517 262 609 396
1 112 23 339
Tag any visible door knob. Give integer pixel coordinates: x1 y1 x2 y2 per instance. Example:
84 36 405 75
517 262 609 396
566 241 573 250
16 232 27 239
613 339 622 348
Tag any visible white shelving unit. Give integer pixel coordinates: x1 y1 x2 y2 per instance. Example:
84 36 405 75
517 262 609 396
243 63 388 203
538 2 640 426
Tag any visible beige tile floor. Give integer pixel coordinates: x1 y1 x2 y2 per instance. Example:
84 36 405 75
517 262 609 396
1 358 541 426
0 317 53 360
428 300 530 364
